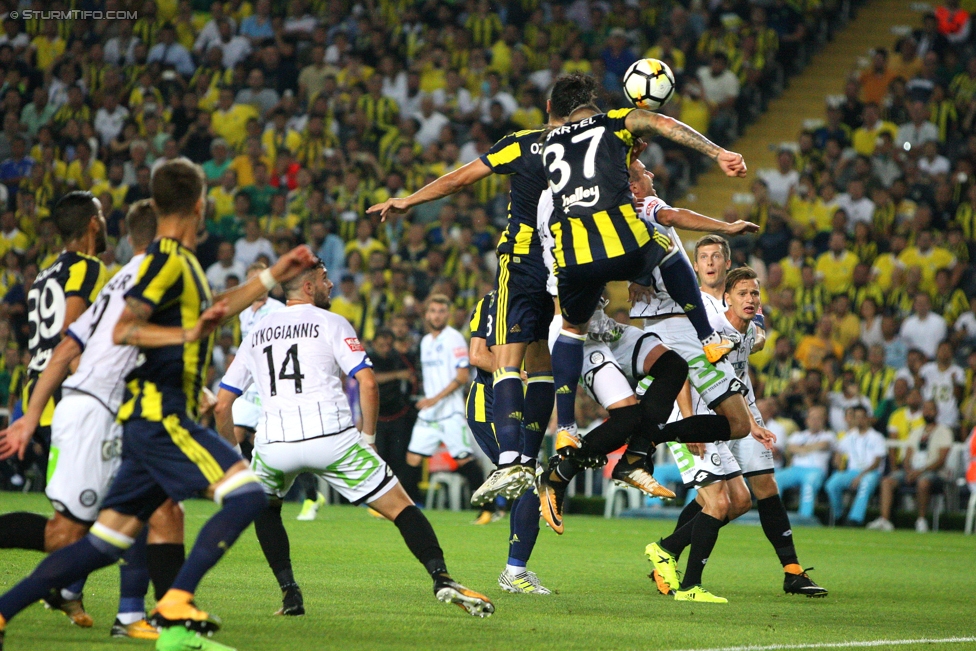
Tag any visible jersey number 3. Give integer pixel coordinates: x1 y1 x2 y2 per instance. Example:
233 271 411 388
263 344 304 395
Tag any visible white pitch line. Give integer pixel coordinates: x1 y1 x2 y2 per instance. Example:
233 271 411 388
669 637 976 651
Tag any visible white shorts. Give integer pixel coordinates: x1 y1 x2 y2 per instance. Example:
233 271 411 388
251 427 398 504
667 440 741 488
46 392 123 522
582 328 662 408
408 413 473 459
582 343 634 409
232 392 262 430
727 402 774 476
645 316 745 410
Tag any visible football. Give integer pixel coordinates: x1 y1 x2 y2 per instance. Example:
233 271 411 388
622 58 676 111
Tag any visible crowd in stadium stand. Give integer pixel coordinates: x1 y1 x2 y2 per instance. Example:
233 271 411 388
0 0 971 528
725 0 976 530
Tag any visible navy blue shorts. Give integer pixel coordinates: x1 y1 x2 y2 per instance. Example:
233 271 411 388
490 253 554 347
101 414 243 520
557 241 668 326
465 381 498 464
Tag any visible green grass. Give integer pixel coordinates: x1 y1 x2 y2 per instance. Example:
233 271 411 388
1 493 974 651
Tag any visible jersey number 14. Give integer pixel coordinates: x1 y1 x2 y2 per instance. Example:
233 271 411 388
263 344 304 395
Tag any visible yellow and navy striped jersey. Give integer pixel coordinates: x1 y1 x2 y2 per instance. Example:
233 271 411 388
544 108 651 267
847 283 885 313
480 128 548 258
119 238 214 421
468 292 495 392
933 287 969 325
27 251 107 377
859 365 896 410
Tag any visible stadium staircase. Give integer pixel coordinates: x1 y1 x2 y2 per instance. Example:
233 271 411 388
677 0 920 221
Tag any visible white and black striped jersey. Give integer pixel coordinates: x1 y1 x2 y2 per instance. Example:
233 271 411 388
62 254 145 413
220 303 372 443
629 196 690 319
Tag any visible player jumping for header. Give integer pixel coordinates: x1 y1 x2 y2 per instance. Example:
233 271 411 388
541 73 746 467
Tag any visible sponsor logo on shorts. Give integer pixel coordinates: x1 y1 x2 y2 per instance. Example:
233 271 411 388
583 370 596 388
79 490 97 507
729 378 746 395
509 324 521 333
345 337 365 352
694 470 711 483
101 438 122 461
710 453 720 466
589 351 605 364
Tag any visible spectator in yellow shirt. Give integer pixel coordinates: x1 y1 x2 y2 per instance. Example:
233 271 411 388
65 142 107 191
0 211 30 257
259 194 301 234
344 219 388 262
816 231 859 294
511 89 544 129
228 137 273 188
30 22 65 72
562 43 593 74
211 87 259 148
830 294 863 350
897 229 957 295
329 274 366 334
261 110 303 167
851 103 899 156
676 80 711 137
779 238 811 289
871 233 907 292
90 161 130 212
887 384 924 463
208 169 239 220
645 34 686 74
795 316 845 370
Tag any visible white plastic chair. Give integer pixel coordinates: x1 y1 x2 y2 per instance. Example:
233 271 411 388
427 472 464 511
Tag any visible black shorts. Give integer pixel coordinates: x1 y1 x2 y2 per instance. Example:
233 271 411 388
101 414 243 520
490 253 554 347
557 240 669 325
465 382 499 464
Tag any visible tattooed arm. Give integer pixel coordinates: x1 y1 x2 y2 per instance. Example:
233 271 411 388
113 297 229 347
624 109 747 177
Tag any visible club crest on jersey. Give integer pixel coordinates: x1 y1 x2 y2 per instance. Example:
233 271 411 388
345 337 364 352
561 185 600 209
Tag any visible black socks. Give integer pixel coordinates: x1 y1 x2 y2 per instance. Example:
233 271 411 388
0 512 48 551
393 505 447 579
254 502 295 590
641 350 689 426
680 513 723 589
146 543 185 601
757 494 799 568
655 415 732 445
401 463 423 504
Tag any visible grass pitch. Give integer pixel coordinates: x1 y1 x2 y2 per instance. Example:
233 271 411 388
1 493 974 651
